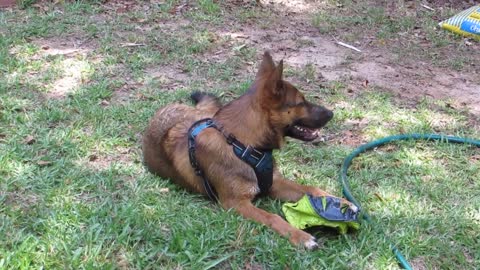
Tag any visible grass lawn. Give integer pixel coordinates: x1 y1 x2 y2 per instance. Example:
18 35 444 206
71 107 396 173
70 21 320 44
1 1 479 269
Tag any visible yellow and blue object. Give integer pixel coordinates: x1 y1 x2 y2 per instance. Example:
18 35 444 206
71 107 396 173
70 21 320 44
439 5 480 39
282 194 360 234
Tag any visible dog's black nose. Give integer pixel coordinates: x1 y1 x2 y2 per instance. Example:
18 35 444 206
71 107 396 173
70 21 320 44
327 110 334 120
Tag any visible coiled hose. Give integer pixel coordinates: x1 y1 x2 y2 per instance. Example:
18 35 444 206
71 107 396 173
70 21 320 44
339 134 480 270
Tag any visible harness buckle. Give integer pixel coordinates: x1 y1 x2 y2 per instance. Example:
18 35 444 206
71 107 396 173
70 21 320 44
226 134 236 145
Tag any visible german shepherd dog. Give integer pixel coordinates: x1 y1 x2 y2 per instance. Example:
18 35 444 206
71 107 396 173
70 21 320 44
143 52 356 249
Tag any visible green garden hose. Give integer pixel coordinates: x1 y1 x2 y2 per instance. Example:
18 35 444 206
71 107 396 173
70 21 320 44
339 134 480 270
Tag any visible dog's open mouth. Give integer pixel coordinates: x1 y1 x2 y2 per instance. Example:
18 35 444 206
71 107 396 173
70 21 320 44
287 125 320 141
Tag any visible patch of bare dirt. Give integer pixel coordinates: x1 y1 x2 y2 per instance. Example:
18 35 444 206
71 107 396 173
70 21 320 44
409 256 428 270
426 0 477 10
332 130 368 146
244 261 263 270
111 80 143 104
222 27 343 68
49 58 91 98
323 60 480 115
259 0 329 13
214 1 480 117
110 64 191 104
0 0 15 8
86 147 136 171
1 191 42 211
144 65 190 89
32 37 94 57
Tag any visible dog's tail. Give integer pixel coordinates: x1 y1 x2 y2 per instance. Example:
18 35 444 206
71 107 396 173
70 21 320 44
190 91 219 105
190 91 222 114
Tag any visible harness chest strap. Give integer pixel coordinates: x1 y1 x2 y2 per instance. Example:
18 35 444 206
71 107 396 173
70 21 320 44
187 118 274 202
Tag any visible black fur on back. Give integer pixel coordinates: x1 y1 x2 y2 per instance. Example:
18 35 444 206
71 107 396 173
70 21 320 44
190 91 220 105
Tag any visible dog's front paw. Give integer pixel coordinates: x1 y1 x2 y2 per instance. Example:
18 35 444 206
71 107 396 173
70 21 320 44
291 230 318 250
304 237 319 250
341 198 359 213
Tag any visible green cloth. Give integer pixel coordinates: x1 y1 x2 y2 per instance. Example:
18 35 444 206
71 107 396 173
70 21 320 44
282 195 360 234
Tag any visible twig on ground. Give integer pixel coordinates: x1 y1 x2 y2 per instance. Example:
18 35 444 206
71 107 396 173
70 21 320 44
421 4 435 11
120 43 146 47
332 36 362 52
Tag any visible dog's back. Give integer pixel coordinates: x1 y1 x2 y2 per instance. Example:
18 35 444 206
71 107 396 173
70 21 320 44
142 93 222 191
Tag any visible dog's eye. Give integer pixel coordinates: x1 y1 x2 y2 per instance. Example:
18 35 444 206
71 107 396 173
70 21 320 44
283 101 306 111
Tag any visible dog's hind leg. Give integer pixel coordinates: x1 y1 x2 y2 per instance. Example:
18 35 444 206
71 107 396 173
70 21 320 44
191 91 222 115
222 198 318 250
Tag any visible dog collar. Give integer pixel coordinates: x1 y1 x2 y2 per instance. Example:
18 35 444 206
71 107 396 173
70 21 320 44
187 118 274 201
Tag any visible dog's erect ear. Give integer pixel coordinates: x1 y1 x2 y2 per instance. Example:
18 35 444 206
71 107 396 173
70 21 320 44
256 51 275 79
273 60 283 83
263 59 285 96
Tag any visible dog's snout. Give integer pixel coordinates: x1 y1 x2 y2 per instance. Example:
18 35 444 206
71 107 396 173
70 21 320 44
312 106 333 122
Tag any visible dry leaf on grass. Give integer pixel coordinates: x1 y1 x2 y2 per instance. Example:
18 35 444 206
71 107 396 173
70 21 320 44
24 135 36 145
37 160 52 166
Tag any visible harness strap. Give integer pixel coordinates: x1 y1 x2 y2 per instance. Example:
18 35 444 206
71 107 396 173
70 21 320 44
187 118 274 202
230 138 273 196
188 119 219 201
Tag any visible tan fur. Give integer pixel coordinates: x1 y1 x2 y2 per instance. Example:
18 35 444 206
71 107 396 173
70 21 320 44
142 52 352 249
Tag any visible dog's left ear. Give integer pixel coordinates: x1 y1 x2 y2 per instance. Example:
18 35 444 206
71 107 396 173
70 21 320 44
256 51 276 80
264 59 284 96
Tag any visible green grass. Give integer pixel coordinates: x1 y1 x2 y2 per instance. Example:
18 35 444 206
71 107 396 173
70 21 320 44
1 1 479 269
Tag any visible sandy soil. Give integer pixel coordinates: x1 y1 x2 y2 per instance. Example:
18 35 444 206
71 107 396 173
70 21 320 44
225 1 480 116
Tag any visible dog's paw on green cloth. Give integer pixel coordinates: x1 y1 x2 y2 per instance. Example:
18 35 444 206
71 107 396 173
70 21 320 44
282 194 360 234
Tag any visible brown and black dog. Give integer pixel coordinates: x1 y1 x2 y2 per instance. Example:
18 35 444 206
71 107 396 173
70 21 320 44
142 52 356 249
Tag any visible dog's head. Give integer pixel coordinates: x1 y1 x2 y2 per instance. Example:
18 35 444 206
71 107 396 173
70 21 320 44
254 52 333 142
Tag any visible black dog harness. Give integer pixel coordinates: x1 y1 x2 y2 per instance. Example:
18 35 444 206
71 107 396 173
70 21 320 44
187 118 273 202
